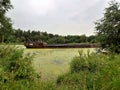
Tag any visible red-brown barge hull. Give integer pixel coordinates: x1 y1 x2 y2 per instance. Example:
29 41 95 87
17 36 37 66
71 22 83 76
25 42 99 48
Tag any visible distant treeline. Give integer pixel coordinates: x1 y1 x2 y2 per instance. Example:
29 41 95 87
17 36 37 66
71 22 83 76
0 29 97 44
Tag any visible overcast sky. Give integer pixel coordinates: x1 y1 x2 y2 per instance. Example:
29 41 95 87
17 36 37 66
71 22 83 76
7 0 120 36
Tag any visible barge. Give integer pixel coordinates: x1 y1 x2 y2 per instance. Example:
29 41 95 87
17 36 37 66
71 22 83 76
25 41 99 48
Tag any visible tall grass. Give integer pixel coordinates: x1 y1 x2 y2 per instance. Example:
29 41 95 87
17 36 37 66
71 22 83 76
56 51 120 90
0 45 40 90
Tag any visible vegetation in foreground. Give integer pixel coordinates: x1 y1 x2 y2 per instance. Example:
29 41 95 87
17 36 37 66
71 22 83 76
0 45 40 90
56 51 120 90
0 45 120 90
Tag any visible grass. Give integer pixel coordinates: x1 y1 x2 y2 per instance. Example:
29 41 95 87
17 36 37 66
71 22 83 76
56 53 120 90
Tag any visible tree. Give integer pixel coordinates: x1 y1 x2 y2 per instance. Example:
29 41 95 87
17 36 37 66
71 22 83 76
95 0 120 53
87 35 96 43
47 36 65 44
0 0 13 43
79 34 87 43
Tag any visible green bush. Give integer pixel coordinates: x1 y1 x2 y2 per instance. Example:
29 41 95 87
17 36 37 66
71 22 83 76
57 73 81 85
57 51 120 90
70 51 102 73
0 45 39 89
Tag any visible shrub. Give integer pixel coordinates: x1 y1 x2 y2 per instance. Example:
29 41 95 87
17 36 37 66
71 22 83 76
57 73 81 85
0 45 39 89
70 51 102 73
57 51 120 90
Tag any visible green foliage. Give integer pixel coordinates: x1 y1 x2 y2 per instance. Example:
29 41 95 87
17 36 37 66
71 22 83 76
10 29 97 44
95 0 120 53
70 51 100 73
0 0 13 43
0 45 39 89
56 51 120 90
57 73 82 85
0 0 13 13
87 35 96 43
47 36 66 44
36 81 57 90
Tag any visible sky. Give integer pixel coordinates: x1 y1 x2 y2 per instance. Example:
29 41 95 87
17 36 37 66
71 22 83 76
7 0 120 36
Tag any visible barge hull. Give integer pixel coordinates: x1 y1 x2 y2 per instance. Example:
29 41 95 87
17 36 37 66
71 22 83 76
25 44 99 48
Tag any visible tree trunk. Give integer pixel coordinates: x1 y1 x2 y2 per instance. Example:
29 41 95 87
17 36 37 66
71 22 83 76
2 34 4 43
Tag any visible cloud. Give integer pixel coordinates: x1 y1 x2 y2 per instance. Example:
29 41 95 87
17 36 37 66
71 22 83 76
10 0 57 16
7 0 118 35
28 0 56 16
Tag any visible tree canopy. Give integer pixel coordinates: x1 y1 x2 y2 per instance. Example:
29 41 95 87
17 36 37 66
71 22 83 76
11 29 96 44
95 0 120 53
0 0 13 43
